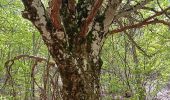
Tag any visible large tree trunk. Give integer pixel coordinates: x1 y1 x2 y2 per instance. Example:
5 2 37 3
53 50 102 99
21 1 104 98
48 32 104 99
20 0 120 99
45 31 104 99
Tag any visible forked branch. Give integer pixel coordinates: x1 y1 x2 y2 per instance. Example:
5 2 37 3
21 0 53 42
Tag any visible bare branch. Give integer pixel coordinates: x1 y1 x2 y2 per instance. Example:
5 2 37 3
116 20 151 57
112 19 170 33
156 0 170 19
116 0 153 19
111 7 170 33
125 32 151 57
79 0 104 37
5 55 55 66
3 54 55 93
143 7 170 21
142 7 159 13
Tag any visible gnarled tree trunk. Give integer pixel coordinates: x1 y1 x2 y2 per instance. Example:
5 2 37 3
20 0 121 99
48 29 105 99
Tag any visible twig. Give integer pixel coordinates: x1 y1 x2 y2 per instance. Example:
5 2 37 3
117 20 151 57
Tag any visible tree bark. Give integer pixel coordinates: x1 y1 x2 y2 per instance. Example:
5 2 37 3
53 53 103 99
20 0 121 99
47 32 104 99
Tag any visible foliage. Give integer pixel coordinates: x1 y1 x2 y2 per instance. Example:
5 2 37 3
101 24 170 99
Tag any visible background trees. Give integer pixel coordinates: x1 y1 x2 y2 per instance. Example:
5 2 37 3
0 0 170 99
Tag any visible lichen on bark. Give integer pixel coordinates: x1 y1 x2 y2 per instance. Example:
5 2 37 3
21 0 110 99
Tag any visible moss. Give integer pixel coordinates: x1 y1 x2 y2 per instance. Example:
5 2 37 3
76 1 91 26
87 30 94 44
95 14 105 27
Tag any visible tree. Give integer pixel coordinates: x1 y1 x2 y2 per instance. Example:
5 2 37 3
20 0 170 99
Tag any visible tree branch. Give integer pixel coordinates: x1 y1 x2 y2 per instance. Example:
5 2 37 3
111 7 170 33
21 0 52 42
111 19 170 33
142 7 159 13
50 0 62 30
5 55 55 66
116 20 151 57
116 0 153 19
79 0 104 37
3 54 55 91
125 32 151 57
103 0 122 32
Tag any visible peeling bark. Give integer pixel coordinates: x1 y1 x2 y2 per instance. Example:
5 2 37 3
20 0 169 99
21 0 106 99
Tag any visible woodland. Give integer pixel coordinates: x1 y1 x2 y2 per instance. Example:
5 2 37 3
0 0 170 100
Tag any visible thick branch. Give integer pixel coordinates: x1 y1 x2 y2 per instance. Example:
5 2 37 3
79 0 104 37
50 0 62 30
103 0 122 32
21 0 52 42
